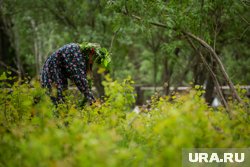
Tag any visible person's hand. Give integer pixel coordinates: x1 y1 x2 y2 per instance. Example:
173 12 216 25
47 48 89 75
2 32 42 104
92 99 102 107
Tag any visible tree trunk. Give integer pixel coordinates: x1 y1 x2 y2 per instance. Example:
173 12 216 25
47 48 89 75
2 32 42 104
13 26 23 79
135 86 144 105
93 70 105 99
204 62 215 105
153 52 157 91
162 56 171 95
193 54 206 86
31 19 40 77
0 11 16 75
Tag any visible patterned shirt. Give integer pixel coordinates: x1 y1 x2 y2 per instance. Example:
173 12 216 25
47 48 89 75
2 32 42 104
40 43 95 104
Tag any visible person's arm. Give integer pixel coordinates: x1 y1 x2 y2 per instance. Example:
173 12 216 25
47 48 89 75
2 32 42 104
67 44 96 104
73 71 95 101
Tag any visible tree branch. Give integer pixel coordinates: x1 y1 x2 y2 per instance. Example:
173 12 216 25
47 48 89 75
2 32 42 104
185 36 231 117
0 61 20 74
109 28 120 52
183 31 242 103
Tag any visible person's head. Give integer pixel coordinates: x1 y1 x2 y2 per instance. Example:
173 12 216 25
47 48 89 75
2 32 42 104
79 42 111 71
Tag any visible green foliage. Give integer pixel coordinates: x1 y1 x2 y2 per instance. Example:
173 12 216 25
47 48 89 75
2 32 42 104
79 42 111 71
1 0 249 86
0 73 249 167
102 75 136 111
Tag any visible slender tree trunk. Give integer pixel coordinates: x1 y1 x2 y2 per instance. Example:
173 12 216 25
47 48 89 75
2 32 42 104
93 70 105 99
38 36 42 77
204 61 216 105
135 86 144 105
193 54 206 86
162 56 171 95
31 20 40 77
13 26 23 79
153 53 157 91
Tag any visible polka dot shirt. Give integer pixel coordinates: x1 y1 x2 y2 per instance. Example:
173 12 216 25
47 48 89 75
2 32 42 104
40 43 95 104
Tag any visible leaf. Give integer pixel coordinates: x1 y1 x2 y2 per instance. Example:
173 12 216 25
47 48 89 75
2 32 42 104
97 67 106 74
194 85 200 89
0 72 7 80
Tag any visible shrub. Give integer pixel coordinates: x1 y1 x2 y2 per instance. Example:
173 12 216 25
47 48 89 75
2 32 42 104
0 72 249 167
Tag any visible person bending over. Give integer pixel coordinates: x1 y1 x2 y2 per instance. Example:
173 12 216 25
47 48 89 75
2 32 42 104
40 42 111 105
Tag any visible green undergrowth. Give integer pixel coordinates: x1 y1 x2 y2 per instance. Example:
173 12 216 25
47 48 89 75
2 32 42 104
0 72 249 167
